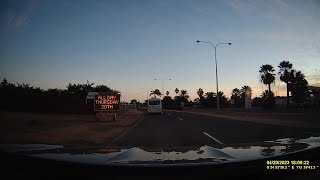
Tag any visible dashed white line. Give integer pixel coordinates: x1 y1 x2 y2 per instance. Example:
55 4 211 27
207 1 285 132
203 132 223 144
178 118 183 121
167 114 171 116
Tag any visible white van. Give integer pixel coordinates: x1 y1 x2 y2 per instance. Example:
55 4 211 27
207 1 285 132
148 97 162 114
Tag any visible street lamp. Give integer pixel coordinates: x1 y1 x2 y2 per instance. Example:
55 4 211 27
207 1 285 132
196 40 231 111
154 78 172 97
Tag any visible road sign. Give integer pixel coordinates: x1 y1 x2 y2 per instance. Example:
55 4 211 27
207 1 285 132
94 93 120 111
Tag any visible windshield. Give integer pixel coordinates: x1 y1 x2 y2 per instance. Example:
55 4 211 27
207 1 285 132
1 0 320 178
149 101 160 105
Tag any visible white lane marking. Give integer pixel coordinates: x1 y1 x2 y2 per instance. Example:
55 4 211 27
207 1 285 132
167 114 171 116
203 132 223 144
178 118 183 121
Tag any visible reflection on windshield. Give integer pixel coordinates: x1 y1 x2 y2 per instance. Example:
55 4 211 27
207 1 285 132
1 136 319 166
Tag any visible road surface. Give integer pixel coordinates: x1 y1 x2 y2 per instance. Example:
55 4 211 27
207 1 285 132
112 110 319 147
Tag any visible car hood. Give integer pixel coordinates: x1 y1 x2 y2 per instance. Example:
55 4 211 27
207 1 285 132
1 136 320 167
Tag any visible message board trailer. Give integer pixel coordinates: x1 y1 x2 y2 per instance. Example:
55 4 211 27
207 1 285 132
94 93 120 121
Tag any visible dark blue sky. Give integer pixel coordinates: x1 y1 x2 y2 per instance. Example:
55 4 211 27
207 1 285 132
1 0 319 101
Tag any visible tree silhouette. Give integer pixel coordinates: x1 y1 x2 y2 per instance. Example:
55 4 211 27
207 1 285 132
197 88 205 105
259 64 275 96
261 90 275 108
180 90 189 99
174 88 179 97
0 78 119 113
150 89 162 97
83 80 95 92
290 70 308 103
94 85 112 93
166 91 169 97
278 61 293 105
217 91 227 107
205 92 216 107
231 88 241 107
162 96 174 109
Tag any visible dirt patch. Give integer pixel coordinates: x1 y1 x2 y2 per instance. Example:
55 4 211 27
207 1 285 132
0 111 143 147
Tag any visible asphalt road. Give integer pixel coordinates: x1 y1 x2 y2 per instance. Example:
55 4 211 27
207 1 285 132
112 110 319 147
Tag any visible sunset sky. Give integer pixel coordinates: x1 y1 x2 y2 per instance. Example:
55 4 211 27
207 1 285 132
1 0 319 102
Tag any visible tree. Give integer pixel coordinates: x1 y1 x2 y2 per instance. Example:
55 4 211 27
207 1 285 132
205 92 216 107
162 96 174 109
166 91 169 96
131 99 137 104
83 80 95 92
259 64 275 96
261 90 275 108
231 88 241 97
241 85 252 104
177 90 189 106
150 89 162 97
217 91 228 107
67 83 82 93
94 85 113 93
197 88 204 98
290 70 308 103
0 78 8 88
179 90 189 99
241 85 251 94
174 88 179 96
231 88 241 107
278 61 293 105
197 88 205 105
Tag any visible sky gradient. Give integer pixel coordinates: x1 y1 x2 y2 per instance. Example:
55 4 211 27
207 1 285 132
1 0 319 102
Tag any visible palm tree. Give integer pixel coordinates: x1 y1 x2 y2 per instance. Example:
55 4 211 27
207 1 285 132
290 70 308 103
166 91 169 96
150 89 162 97
231 88 241 97
278 61 293 105
241 85 251 99
83 80 95 92
261 90 275 108
174 88 179 96
205 92 216 99
197 88 204 99
180 90 189 99
259 64 275 96
241 85 251 93
231 88 241 106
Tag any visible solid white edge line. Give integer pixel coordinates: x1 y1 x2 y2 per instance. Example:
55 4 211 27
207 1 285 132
203 132 223 144
178 118 183 120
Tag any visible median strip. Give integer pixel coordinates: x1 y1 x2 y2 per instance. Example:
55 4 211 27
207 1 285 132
203 132 223 144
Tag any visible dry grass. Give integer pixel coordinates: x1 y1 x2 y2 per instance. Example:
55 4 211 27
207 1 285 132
0 111 143 147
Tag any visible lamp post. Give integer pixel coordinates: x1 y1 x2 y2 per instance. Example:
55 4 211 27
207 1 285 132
154 78 171 97
196 40 231 111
